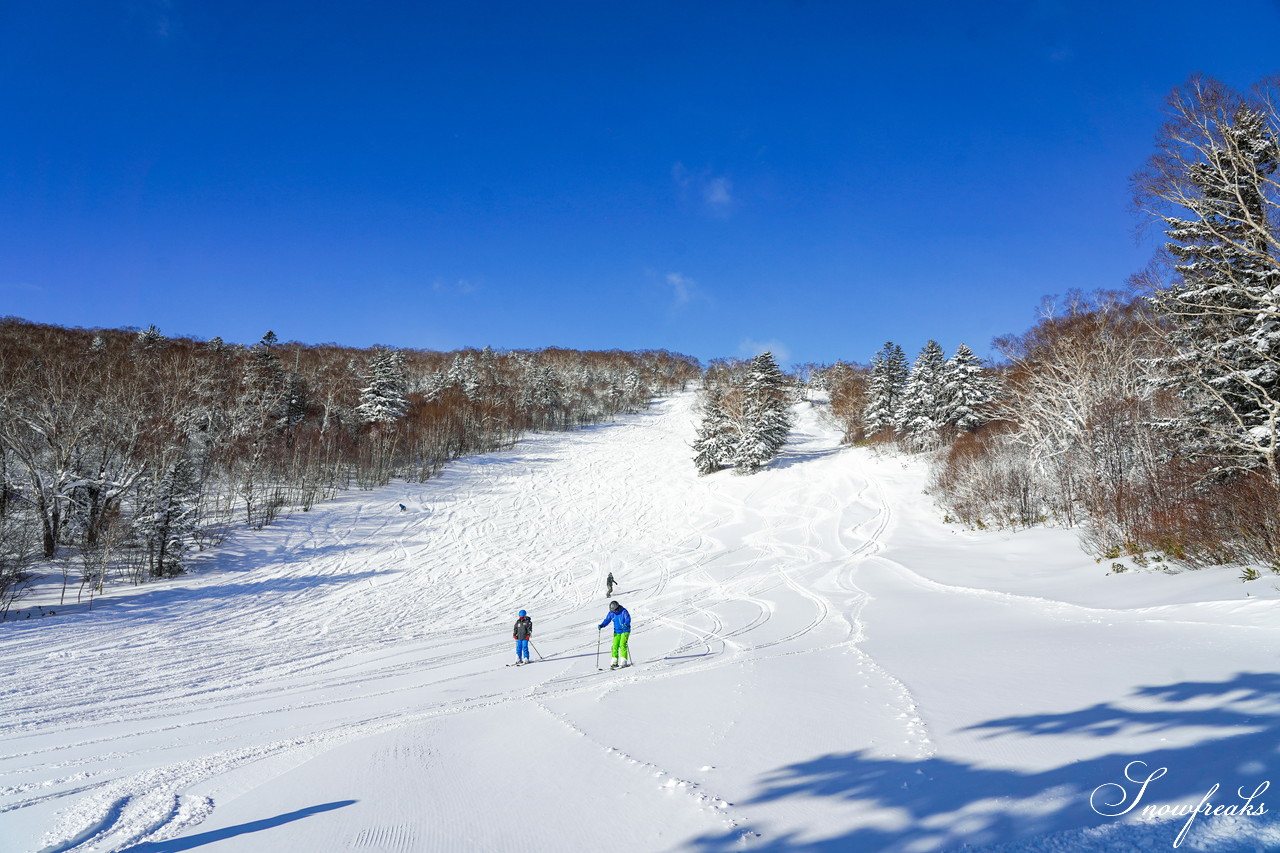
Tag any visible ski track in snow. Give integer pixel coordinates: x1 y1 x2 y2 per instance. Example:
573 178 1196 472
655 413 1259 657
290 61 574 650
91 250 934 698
3 393 1278 852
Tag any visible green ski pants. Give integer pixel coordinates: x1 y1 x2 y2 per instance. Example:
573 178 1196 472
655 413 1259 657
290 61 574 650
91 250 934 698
611 632 630 661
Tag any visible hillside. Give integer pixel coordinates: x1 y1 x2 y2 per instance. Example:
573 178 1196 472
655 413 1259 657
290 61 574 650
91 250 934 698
2 392 1278 852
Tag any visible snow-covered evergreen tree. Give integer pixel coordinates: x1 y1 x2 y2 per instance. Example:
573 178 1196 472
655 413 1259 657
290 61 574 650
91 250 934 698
521 363 563 413
691 388 733 475
940 344 997 433
446 353 483 401
894 340 948 451
135 458 199 578
355 348 408 425
1145 98 1280 476
134 324 165 352
235 331 289 435
864 342 909 438
730 351 794 474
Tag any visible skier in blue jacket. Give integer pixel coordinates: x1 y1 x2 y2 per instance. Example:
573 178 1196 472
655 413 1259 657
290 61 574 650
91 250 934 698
598 601 631 669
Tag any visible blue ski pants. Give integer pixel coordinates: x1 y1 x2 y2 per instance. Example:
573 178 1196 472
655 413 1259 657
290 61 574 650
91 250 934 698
515 639 529 660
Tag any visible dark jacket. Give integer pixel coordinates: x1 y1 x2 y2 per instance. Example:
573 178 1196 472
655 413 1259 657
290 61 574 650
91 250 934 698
513 615 533 640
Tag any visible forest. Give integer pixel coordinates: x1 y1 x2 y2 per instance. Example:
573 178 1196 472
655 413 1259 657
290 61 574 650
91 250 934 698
4 73 1277 617
821 76 1280 577
0 324 698 616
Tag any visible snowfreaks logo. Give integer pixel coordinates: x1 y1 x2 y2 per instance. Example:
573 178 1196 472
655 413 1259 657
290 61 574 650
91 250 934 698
1090 761 1269 848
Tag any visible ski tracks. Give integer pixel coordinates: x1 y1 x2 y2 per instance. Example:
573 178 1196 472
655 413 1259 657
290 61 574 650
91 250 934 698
4 395 937 851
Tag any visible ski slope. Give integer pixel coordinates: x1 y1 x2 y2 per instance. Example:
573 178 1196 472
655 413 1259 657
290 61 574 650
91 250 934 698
3 392 1280 852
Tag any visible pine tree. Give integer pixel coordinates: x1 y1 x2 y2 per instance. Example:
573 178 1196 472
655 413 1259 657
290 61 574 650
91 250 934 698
135 458 199 579
447 353 484 401
235 331 290 435
730 352 794 474
894 340 948 451
355 347 409 425
134 324 165 351
940 344 997 433
692 388 733 474
1136 78 1280 477
864 342 909 438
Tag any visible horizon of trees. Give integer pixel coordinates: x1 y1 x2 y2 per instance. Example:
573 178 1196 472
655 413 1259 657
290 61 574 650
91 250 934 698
815 73 1280 577
0 319 699 617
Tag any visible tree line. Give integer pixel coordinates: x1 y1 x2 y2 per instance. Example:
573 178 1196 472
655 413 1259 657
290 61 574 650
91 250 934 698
820 74 1280 576
0 322 699 616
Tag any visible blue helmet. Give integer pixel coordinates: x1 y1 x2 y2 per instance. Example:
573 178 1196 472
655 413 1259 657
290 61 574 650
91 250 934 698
518 610 527 617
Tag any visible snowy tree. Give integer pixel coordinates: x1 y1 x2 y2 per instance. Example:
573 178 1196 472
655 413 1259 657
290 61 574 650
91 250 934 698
447 353 483 401
355 348 408 425
894 340 948 451
134 324 166 352
940 344 997 433
864 342 909 438
691 388 734 475
729 352 794 474
521 363 563 414
235 331 289 435
134 458 199 579
1135 75 1280 481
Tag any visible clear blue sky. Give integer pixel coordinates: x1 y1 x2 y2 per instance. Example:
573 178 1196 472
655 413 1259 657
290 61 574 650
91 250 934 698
2 1 1278 367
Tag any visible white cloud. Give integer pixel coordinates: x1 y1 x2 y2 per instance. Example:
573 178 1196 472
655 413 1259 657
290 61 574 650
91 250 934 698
737 338 791 365
672 163 735 217
0 281 43 294
664 272 697 306
432 278 479 295
703 177 733 209
671 162 692 188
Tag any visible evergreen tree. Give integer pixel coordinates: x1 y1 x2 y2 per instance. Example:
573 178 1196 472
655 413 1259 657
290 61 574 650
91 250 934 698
894 340 948 451
447 353 483 400
135 458 199 578
691 388 733 474
1137 78 1280 476
730 351 793 474
134 324 166 352
355 347 408 425
236 331 289 435
521 363 563 412
940 343 997 433
864 342 909 437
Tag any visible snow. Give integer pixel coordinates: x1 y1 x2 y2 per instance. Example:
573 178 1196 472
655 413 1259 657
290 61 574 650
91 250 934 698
3 392 1279 852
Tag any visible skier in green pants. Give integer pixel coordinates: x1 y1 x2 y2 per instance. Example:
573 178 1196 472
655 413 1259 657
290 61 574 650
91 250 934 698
598 600 631 669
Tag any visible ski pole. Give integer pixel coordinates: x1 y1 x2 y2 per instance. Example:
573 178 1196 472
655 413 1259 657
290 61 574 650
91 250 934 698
596 628 602 670
530 640 545 661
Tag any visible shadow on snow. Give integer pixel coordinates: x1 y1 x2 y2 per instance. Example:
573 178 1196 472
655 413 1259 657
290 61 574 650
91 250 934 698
118 800 357 852
685 672 1280 852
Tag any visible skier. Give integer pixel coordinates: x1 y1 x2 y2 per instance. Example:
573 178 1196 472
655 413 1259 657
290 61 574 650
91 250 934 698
606 571 616 597
598 600 631 669
513 610 533 665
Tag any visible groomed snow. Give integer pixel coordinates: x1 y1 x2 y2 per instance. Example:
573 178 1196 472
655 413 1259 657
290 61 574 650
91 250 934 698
2 392 1279 852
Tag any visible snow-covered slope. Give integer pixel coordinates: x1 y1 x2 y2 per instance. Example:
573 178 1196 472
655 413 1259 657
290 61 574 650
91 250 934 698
3 393 1279 852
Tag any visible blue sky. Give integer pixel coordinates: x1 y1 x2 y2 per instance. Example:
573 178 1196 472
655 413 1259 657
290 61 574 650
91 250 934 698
2 1 1278 367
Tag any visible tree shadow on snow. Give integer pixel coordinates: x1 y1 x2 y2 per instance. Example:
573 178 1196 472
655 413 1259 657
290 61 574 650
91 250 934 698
767 445 846 472
685 672 1280 852
119 800 356 851
39 570 395 624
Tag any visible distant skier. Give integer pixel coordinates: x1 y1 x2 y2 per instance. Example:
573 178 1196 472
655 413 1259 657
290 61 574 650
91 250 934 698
598 600 631 669
606 572 616 597
398 504 406 512
513 610 533 665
